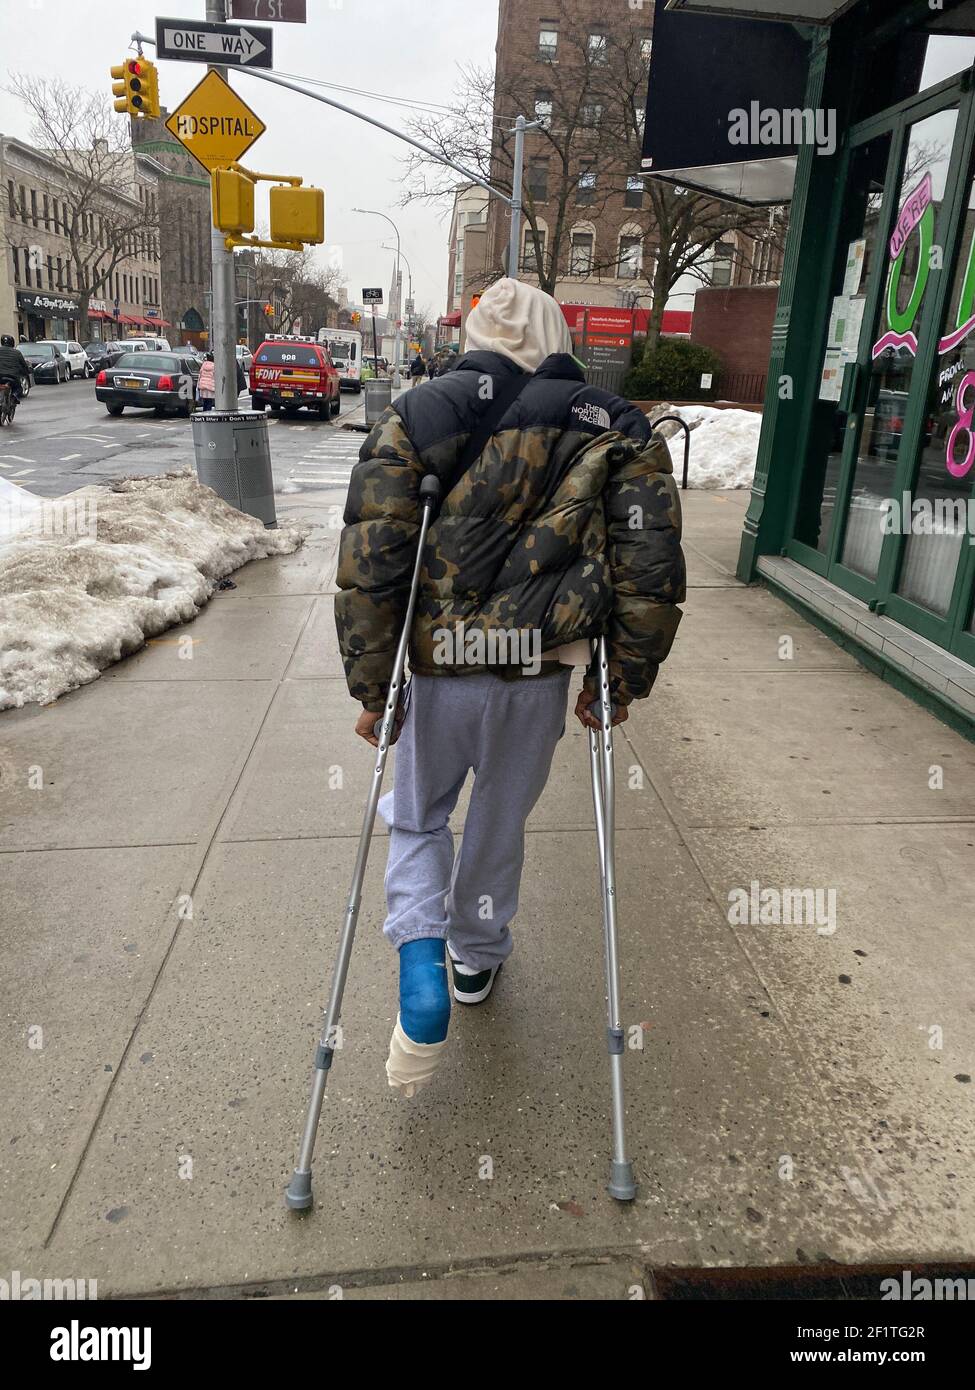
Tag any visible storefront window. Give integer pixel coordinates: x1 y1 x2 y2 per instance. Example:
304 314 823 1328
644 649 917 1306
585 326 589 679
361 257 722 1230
793 132 891 555
841 108 959 581
896 165 975 616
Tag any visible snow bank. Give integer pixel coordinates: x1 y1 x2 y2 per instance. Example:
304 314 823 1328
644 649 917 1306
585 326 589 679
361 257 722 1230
0 472 305 711
647 402 763 490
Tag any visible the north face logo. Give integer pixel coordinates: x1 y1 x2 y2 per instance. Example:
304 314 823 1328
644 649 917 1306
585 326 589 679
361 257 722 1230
571 402 612 431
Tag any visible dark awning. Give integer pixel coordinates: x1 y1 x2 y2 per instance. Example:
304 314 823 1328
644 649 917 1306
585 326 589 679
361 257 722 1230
664 0 858 22
641 7 812 204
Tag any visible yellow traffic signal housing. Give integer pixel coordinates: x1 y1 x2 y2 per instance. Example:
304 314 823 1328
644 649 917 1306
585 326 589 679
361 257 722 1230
269 185 324 245
111 58 160 118
212 168 255 234
110 63 129 114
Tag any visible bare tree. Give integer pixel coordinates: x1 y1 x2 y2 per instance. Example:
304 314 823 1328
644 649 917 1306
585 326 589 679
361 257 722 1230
250 244 345 336
5 75 159 340
400 1 787 341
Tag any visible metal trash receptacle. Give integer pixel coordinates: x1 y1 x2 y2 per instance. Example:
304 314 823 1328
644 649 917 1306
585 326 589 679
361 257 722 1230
192 409 277 529
363 377 392 426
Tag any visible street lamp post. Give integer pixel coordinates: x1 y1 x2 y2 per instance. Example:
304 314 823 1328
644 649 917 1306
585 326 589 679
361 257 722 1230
353 207 403 385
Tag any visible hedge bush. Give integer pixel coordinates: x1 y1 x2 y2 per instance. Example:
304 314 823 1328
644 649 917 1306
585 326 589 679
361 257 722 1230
623 337 721 401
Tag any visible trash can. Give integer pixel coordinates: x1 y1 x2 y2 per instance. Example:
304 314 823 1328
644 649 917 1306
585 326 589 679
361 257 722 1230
363 377 393 426
191 409 277 529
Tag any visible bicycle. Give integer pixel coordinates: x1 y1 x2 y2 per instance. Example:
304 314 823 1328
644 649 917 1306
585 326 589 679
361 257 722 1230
0 381 18 427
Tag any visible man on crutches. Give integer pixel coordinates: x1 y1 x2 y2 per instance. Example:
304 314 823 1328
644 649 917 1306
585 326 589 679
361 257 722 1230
286 278 683 1211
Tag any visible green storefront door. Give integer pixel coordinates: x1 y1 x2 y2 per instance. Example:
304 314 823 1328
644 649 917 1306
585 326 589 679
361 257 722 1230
789 68 975 665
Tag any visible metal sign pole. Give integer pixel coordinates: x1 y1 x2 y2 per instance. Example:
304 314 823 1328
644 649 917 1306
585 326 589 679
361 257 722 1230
206 0 238 411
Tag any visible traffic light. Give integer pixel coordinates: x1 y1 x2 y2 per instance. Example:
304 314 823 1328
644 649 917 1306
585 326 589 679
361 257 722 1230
269 185 325 245
111 58 160 119
351 311 361 325
212 168 255 234
263 302 275 316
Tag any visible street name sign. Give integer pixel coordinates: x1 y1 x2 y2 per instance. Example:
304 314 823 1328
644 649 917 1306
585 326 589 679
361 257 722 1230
155 17 273 67
166 70 266 173
229 0 306 21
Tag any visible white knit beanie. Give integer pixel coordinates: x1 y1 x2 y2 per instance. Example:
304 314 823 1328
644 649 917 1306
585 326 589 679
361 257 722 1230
464 277 572 372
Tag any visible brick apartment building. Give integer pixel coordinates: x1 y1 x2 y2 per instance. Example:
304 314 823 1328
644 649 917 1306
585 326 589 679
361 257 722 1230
483 0 784 332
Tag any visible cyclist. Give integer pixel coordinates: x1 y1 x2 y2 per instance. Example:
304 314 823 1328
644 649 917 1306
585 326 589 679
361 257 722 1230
0 333 32 405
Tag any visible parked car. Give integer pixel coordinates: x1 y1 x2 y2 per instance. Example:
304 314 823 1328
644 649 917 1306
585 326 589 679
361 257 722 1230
249 336 340 419
20 341 70 384
37 338 92 378
83 340 132 374
122 335 172 353
95 351 201 417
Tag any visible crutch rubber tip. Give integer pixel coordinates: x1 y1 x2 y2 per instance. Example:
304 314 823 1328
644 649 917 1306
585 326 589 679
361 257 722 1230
285 1170 314 1212
607 1161 637 1203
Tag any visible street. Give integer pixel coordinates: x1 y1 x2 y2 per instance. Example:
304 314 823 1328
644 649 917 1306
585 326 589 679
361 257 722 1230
1 377 369 499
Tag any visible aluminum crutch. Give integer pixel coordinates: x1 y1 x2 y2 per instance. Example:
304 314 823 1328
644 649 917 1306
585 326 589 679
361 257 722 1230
587 635 637 1202
286 472 441 1212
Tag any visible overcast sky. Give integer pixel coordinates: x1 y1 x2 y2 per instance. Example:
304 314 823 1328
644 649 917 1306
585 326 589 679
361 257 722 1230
1 0 501 317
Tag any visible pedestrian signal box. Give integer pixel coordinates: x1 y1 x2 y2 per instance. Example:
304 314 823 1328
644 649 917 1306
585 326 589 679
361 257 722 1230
212 168 255 234
269 185 324 245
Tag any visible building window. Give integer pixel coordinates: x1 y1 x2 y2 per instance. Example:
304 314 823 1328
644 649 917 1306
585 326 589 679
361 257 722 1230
570 231 594 275
527 161 549 201
581 100 603 129
19 185 27 221
576 167 597 205
47 255 54 289
712 239 734 286
617 234 643 279
42 193 49 229
625 175 644 209
30 189 37 226
538 25 558 61
12 247 20 285
522 227 546 273
588 32 607 64
454 271 463 297
7 180 15 218
634 98 646 138
534 90 553 129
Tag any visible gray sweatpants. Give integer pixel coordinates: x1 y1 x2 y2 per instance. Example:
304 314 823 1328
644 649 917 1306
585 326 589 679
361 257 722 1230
379 669 572 970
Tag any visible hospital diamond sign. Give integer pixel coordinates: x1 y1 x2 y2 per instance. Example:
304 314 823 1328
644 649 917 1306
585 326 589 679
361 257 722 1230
165 69 266 173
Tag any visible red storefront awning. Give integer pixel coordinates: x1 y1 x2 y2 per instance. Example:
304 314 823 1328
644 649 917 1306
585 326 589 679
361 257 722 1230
440 310 461 328
87 309 111 321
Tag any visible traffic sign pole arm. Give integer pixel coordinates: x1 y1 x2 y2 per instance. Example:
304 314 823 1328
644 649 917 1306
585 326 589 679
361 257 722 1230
130 31 514 210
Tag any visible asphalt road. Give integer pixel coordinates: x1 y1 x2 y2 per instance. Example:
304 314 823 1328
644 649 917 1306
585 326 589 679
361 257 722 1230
0 376 371 500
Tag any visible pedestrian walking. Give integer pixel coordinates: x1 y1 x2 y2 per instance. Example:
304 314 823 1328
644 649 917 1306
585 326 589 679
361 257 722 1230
335 277 685 1096
426 356 437 380
409 351 426 387
196 351 216 411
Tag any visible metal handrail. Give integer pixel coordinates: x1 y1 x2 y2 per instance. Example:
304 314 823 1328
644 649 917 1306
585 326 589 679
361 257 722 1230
651 414 691 490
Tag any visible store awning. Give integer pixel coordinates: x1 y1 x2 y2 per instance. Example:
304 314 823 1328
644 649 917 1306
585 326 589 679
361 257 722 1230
87 309 111 321
641 6 810 204
439 310 462 328
143 317 171 328
117 315 142 326
664 0 857 22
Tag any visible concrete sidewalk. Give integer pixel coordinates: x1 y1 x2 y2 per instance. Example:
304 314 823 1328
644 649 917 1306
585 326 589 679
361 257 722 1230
2 486 974 1299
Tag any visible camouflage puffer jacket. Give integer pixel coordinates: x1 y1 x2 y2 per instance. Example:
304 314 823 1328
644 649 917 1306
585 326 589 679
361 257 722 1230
335 350 684 713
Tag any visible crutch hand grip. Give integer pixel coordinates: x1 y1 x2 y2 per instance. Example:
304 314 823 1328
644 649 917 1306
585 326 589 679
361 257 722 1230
419 474 441 508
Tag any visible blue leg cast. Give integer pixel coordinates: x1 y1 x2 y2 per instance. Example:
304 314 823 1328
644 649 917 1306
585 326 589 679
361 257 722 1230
399 938 450 1044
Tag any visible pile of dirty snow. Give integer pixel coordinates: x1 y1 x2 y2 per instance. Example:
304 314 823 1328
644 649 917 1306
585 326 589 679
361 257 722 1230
0 471 305 711
647 402 762 489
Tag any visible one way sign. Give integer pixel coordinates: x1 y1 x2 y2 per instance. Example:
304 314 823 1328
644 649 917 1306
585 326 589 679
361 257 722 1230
155 16 273 68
